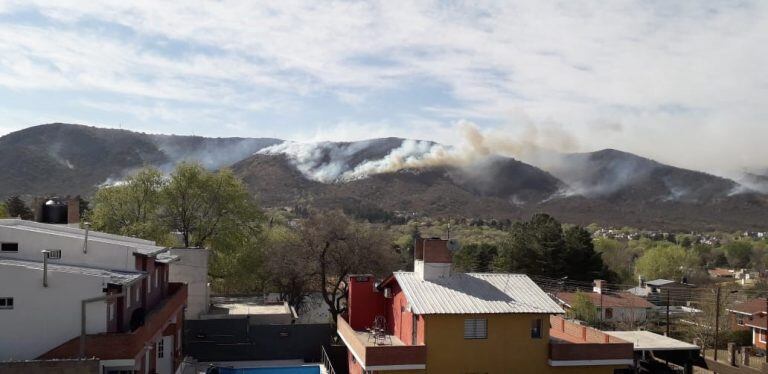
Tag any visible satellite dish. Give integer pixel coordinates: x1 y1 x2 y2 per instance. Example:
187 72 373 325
447 239 460 252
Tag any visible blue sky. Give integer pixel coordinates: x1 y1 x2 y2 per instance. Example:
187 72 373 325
0 1 766 174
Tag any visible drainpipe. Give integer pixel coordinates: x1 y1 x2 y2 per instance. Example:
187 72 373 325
80 291 123 358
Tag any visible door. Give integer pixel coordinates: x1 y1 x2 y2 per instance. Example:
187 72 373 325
156 336 174 374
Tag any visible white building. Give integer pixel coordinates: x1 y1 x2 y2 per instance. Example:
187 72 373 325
0 219 187 374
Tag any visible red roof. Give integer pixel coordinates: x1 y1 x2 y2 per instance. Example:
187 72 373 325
708 268 734 277
729 298 767 330
556 291 655 309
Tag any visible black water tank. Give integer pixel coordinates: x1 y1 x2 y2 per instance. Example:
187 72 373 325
43 198 68 224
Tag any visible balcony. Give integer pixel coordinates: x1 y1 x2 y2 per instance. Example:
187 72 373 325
548 315 634 366
336 315 427 370
40 282 187 360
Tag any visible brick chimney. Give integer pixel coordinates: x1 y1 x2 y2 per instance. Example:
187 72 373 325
67 196 80 224
414 238 454 281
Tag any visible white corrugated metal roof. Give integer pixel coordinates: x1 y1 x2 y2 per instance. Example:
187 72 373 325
0 257 144 285
393 272 564 315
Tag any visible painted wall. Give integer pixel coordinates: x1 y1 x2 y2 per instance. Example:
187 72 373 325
421 313 623 374
598 306 649 323
0 265 108 360
169 248 210 319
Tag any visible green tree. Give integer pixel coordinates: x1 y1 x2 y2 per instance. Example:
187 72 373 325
453 243 498 273
567 291 598 325
162 163 262 248
0 203 8 218
563 226 613 281
722 241 752 268
89 168 168 242
5 195 32 220
634 244 692 280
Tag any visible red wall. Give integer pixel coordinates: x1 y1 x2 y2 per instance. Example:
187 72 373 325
348 275 386 330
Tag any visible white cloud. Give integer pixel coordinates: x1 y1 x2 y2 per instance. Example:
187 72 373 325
0 1 766 174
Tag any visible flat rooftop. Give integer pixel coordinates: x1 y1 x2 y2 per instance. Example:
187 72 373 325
208 296 293 315
0 257 144 285
605 331 700 351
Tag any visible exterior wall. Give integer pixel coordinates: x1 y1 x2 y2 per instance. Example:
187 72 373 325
0 265 108 360
598 306 648 323
169 247 210 319
0 220 155 272
754 328 767 350
0 359 99 373
348 275 386 330
422 313 554 374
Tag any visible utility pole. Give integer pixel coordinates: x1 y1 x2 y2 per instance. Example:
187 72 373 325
713 286 721 362
666 289 671 336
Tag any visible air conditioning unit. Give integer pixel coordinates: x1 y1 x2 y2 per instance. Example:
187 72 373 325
383 287 393 298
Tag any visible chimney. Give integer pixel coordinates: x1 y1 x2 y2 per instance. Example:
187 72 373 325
414 238 454 281
593 279 604 294
638 275 645 288
67 196 81 224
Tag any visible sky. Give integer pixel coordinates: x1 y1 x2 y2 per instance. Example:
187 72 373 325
0 1 766 176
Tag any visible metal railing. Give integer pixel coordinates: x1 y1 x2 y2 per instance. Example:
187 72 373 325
321 345 337 374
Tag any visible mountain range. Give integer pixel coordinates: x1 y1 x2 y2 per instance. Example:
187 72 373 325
2 123 767 231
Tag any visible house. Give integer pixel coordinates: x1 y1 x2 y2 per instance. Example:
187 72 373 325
727 298 767 351
337 237 634 373
0 219 187 374
628 278 694 307
707 268 735 279
555 280 655 325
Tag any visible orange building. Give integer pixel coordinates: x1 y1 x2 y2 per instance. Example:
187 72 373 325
338 238 634 374
728 298 768 351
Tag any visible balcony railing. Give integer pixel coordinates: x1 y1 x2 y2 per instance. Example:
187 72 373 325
40 282 188 360
336 315 426 369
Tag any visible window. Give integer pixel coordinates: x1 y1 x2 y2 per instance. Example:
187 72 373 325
605 308 614 320
147 275 152 295
155 268 159 288
531 318 542 339
761 330 767 344
1 243 18 252
157 339 164 358
464 318 487 339
0 297 14 309
126 286 132 308
737 316 745 326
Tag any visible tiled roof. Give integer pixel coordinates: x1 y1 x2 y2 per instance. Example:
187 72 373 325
0 257 143 285
729 298 767 315
393 272 564 315
556 291 655 309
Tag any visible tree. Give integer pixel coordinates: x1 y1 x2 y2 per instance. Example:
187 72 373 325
5 195 32 220
261 227 315 309
722 241 752 268
0 203 7 218
163 163 262 248
453 243 498 273
563 226 613 281
300 210 396 322
494 214 610 280
634 244 692 280
89 168 168 242
567 291 598 325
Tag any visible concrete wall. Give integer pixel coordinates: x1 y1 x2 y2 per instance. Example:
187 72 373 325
0 265 108 360
169 248 209 319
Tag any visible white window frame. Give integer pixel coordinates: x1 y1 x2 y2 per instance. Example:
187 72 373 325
0 297 13 309
157 339 164 358
464 318 487 339
760 329 767 344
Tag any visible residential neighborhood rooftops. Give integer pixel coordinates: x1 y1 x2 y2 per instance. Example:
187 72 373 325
728 298 767 315
556 291 655 309
0 257 144 285
391 271 564 315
